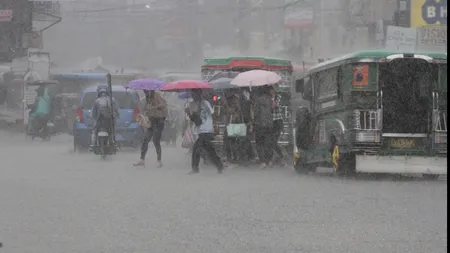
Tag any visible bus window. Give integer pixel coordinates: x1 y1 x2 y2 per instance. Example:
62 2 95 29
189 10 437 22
316 68 338 100
303 76 312 101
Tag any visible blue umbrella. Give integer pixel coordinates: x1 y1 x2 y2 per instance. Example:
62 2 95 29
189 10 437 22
126 78 166 91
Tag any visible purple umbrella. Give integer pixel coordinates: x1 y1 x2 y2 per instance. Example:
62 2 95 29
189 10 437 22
126 78 166 91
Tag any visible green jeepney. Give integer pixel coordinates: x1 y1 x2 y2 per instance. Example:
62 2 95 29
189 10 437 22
292 50 447 178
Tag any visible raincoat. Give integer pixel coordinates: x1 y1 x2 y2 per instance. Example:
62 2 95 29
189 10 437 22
90 92 119 147
28 87 51 132
90 94 119 123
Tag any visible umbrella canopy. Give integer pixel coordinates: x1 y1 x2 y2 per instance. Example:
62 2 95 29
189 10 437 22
230 70 281 87
209 77 239 90
160 79 212 92
208 71 240 81
126 78 166 91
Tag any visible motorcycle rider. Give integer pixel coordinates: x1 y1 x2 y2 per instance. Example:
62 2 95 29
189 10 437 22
89 86 119 151
28 85 53 134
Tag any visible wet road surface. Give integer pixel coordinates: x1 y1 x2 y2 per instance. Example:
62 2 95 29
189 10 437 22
0 133 447 253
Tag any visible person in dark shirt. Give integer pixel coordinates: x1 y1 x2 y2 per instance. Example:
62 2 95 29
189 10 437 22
253 86 274 169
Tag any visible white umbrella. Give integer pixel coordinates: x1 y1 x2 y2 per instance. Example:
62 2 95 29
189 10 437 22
230 70 282 87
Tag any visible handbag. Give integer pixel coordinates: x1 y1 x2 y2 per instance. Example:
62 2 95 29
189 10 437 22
227 124 247 137
137 114 151 129
181 126 196 149
226 115 247 137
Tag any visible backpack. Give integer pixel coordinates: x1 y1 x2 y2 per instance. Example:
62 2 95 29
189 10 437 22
187 101 204 127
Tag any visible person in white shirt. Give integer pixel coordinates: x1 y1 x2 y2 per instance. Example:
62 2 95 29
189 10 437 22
185 89 224 174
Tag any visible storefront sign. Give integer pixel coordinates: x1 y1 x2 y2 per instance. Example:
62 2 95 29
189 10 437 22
417 25 447 51
284 8 313 29
410 0 447 28
385 25 417 51
0 10 13 22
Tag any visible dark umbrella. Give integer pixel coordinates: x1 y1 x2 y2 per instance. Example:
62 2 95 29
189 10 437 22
208 71 240 82
209 77 239 90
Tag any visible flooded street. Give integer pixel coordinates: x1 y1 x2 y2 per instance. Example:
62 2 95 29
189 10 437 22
0 0 447 252
0 132 446 253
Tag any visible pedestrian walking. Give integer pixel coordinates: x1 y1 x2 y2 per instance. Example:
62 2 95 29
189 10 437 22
253 86 274 169
240 88 256 163
134 90 167 167
269 86 286 166
223 91 242 163
186 89 224 174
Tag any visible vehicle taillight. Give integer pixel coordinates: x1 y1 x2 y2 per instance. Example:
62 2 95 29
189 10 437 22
435 132 447 144
132 107 140 122
76 107 84 123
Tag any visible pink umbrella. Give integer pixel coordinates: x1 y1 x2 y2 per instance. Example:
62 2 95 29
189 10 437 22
160 79 212 92
230 70 282 87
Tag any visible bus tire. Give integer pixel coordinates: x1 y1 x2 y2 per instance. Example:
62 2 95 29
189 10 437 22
293 153 315 174
294 161 306 174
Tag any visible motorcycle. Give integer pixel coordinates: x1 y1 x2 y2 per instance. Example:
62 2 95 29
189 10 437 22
91 73 118 159
27 115 55 141
93 126 117 159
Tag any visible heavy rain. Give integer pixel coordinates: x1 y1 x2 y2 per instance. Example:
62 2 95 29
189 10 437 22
0 0 447 252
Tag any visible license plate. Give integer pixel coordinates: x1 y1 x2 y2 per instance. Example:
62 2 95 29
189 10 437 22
98 131 109 137
388 138 416 149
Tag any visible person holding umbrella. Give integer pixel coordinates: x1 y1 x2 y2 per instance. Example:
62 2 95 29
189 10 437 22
160 79 224 174
186 89 224 174
126 78 167 168
229 70 283 168
134 90 167 167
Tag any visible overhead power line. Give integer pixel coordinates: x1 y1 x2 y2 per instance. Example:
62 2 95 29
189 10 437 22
65 0 307 14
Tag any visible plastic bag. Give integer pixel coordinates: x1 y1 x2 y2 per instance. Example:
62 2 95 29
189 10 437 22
181 127 196 149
